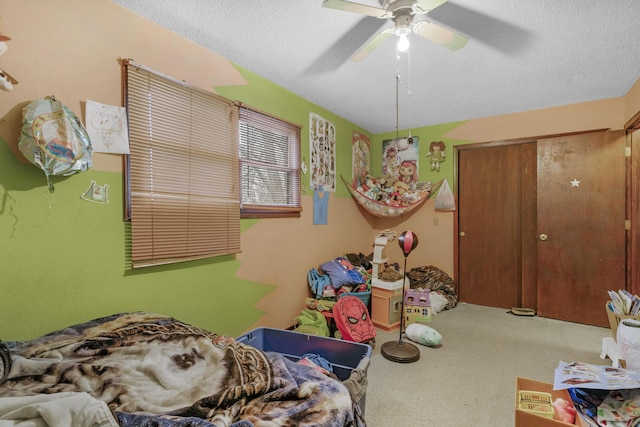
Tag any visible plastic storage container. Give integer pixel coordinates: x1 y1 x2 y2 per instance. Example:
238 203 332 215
237 327 372 411
237 327 371 380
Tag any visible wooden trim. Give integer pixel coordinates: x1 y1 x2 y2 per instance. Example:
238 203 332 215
452 147 459 294
630 129 640 297
124 58 233 104
235 101 304 130
467 128 611 148
626 129 634 296
625 110 640 130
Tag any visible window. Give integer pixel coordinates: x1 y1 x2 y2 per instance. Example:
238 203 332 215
124 59 240 268
239 106 302 218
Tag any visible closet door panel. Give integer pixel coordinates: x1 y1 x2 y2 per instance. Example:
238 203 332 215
457 145 522 308
536 131 626 327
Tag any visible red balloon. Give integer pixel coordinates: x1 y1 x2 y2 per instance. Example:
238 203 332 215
398 230 419 256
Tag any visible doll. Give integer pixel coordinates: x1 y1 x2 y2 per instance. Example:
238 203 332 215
426 140 446 172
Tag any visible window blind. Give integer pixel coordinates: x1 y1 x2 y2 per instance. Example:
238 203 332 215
239 106 301 217
124 59 240 268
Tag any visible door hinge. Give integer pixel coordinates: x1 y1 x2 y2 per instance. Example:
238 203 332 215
626 219 631 230
626 146 632 157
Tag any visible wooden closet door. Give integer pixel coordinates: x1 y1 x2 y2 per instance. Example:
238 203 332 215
536 131 626 327
457 144 529 308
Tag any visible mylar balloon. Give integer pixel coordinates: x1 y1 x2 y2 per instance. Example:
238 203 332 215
18 96 92 192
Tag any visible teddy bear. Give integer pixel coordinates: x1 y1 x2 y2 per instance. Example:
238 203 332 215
377 174 396 194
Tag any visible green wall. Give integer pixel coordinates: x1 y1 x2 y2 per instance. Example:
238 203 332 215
0 135 276 340
0 64 372 341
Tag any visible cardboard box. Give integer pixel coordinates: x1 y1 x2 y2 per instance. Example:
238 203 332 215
605 301 640 341
515 377 588 427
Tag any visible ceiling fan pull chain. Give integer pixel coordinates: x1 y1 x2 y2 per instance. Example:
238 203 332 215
396 72 400 139
407 50 413 138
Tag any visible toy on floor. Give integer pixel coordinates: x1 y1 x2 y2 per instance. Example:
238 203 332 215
333 295 376 344
405 323 442 347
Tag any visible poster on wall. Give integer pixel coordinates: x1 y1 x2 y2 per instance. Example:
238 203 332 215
309 112 336 192
85 99 130 154
382 136 419 186
352 131 370 187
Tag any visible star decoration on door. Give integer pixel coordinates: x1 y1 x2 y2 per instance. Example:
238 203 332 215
570 178 581 187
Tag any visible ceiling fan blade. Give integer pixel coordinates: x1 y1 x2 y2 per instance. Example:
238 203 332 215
351 28 394 61
414 0 448 14
322 0 391 19
413 21 468 51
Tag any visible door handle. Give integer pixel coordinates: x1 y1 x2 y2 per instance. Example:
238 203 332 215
538 233 548 241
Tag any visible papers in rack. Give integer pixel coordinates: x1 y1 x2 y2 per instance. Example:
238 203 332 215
608 289 640 316
554 361 640 390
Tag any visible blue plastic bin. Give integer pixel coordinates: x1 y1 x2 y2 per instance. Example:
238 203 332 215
237 327 371 381
237 327 372 412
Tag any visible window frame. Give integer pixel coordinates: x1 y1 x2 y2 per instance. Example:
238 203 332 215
238 104 302 219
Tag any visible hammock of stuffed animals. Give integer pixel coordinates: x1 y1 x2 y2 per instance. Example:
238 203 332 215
341 175 440 218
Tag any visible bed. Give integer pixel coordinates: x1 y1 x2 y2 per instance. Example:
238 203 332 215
0 312 368 427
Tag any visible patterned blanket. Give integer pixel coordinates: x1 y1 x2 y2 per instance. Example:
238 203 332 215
407 265 459 310
0 313 363 427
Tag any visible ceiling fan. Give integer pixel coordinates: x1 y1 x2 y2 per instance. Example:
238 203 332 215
322 0 469 61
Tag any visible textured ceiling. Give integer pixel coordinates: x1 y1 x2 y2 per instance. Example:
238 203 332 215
112 0 640 134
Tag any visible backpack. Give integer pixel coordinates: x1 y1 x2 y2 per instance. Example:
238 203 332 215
332 295 376 344
307 268 333 299
319 257 365 289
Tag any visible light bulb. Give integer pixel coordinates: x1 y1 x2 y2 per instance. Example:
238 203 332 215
397 34 410 52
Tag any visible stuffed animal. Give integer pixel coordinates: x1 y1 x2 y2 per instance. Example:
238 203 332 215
398 160 417 185
393 160 417 196
357 175 375 192
402 191 419 204
386 191 402 207
405 323 442 347
393 180 410 195
426 141 446 171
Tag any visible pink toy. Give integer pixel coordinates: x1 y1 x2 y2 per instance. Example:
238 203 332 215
552 398 576 424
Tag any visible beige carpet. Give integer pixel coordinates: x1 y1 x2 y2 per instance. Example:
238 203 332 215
364 303 610 426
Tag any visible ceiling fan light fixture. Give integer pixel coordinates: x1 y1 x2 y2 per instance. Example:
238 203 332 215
394 12 412 53
397 33 410 52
